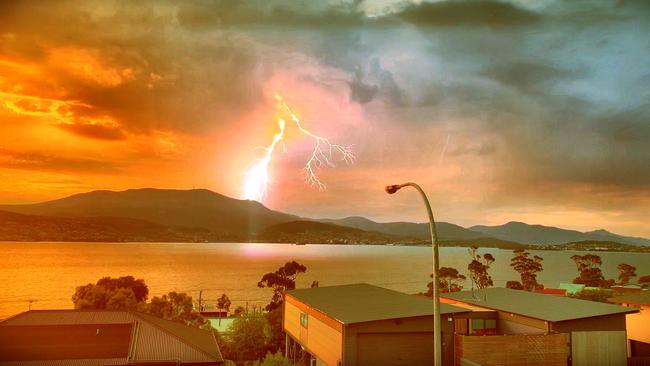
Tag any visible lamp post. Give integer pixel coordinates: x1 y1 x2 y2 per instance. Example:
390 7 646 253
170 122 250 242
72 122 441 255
386 182 441 366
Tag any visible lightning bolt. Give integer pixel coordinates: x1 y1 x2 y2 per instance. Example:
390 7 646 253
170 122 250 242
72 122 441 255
243 118 286 201
274 93 355 191
242 93 355 202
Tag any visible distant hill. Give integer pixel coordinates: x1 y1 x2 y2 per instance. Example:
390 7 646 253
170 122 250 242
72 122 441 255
259 220 410 244
0 210 224 242
470 221 650 247
320 216 486 240
536 240 650 253
583 229 650 247
0 188 297 238
1 188 648 250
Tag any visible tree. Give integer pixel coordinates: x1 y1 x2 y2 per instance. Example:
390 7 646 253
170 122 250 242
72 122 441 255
506 281 524 290
639 275 650 288
467 247 495 289
425 267 466 295
250 351 294 366
617 263 637 285
143 291 209 328
264 308 285 355
224 310 271 362
257 261 307 311
233 306 246 317
570 254 613 288
568 289 612 303
216 293 232 325
510 249 544 291
72 276 148 310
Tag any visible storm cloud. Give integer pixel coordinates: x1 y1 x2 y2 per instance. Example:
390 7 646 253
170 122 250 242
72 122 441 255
1 0 649 235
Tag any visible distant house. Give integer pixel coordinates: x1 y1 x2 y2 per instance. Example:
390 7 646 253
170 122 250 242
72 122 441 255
609 291 650 358
442 287 639 366
0 310 224 365
283 283 470 366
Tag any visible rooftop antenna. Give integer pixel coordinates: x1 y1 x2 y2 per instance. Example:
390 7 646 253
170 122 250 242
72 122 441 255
27 299 37 311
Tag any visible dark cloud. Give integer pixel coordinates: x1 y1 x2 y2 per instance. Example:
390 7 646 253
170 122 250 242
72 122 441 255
2 0 649 226
58 123 126 141
481 62 586 94
0 1 265 135
0 149 122 174
349 69 378 104
176 0 366 28
394 0 541 27
348 59 406 105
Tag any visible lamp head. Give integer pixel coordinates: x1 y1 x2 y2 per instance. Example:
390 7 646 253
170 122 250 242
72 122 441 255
385 185 401 194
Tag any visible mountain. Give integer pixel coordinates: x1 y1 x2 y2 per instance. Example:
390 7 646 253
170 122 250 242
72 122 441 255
0 188 297 238
260 220 410 244
470 221 650 246
1 188 648 248
0 210 223 242
319 216 486 241
583 229 650 247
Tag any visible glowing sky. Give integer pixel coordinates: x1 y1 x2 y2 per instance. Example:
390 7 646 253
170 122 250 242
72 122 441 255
1 1 649 236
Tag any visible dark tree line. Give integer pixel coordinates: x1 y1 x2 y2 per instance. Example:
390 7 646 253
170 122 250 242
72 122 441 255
72 276 209 328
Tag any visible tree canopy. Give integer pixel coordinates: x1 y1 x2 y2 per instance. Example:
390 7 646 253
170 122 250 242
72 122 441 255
510 249 544 291
425 267 466 295
72 276 148 310
222 310 271 362
257 260 307 311
72 276 207 329
467 247 495 289
617 263 637 285
570 254 614 288
143 291 209 329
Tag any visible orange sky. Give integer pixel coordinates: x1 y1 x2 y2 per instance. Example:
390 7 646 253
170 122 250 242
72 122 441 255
1 1 649 237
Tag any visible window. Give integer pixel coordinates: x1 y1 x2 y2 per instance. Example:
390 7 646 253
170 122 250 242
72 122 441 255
300 312 309 328
470 318 497 335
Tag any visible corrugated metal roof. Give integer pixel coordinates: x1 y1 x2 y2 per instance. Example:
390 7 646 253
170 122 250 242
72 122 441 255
441 287 638 322
134 312 223 361
0 310 137 325
609 291 650 306
0 310 223 365
287 283 469 325
0 358 127 366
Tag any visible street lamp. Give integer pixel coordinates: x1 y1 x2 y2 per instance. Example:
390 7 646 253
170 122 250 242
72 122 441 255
386 182 441 366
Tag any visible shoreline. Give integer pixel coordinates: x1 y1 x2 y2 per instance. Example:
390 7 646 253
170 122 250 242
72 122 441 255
1 240 649 253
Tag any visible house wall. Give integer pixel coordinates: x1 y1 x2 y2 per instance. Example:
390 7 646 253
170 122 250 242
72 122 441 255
624 305 650 344
496 311 548 334
550 313 626 333
344 314 457 366
441 298 549 335
283 296 343 366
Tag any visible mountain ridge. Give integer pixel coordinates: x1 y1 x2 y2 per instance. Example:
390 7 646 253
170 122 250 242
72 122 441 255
0 188 648 247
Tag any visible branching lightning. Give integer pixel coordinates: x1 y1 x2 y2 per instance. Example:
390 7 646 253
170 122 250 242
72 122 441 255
273 93 355 191
242 93 355 202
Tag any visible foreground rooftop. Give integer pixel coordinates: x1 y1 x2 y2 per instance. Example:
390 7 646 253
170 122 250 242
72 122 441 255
442 287 638 322
0 309 223 365
287 283 469 324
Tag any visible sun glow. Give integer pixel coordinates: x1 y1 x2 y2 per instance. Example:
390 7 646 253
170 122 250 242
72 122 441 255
242 93 355 202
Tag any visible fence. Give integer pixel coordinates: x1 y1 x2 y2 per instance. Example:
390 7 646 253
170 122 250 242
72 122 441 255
455 333 569 366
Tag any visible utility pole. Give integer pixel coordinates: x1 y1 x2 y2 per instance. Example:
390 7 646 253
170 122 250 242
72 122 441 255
198 290 203 312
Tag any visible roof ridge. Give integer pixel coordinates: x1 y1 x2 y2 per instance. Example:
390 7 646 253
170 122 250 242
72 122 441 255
130 311 221 361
